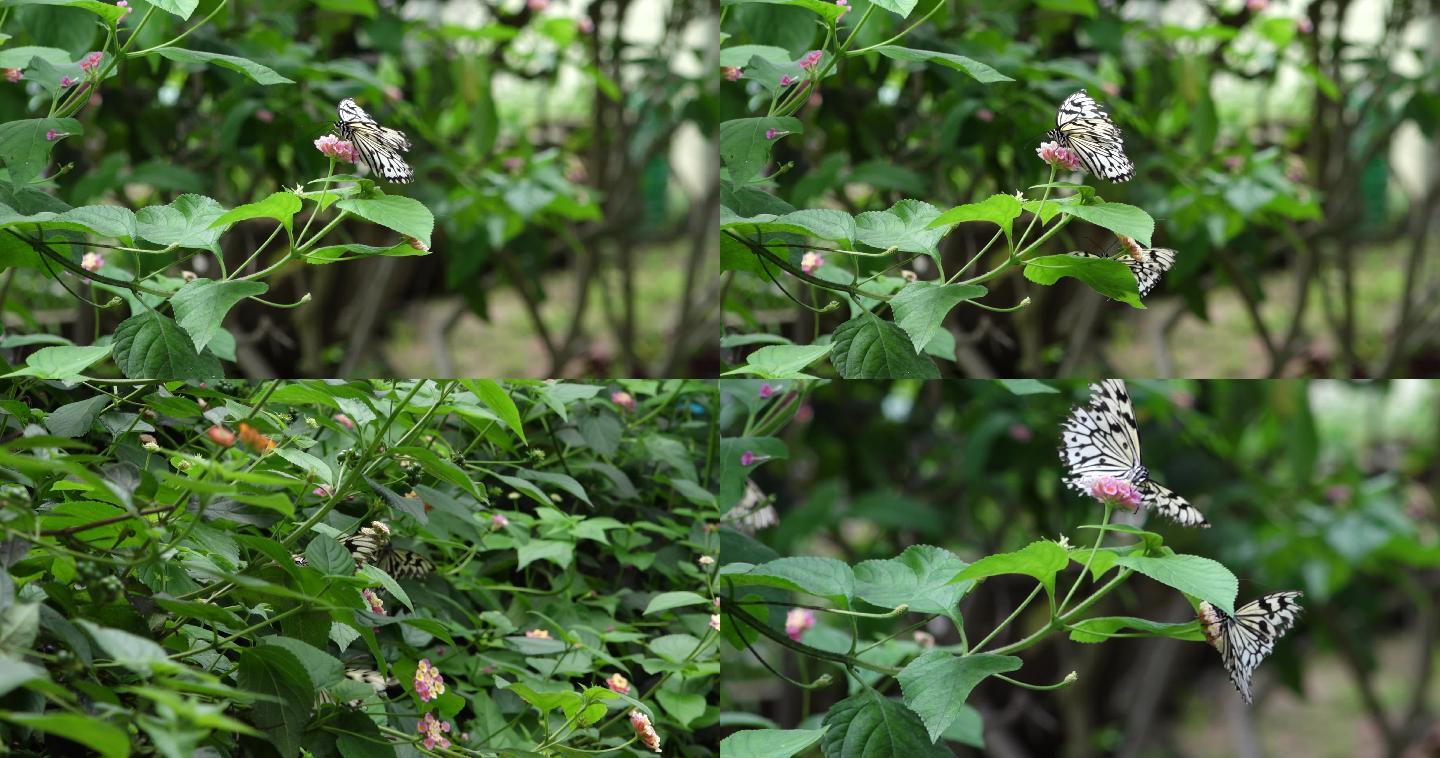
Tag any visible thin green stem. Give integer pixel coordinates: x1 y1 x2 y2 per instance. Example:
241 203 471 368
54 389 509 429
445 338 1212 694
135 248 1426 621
967 583 1043 655
1059 501 1113 614
128 0 229 57
847 0 945 55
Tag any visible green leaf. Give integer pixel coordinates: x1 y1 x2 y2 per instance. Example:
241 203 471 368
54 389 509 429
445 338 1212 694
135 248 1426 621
336 195 434 247
0 713 130 758
516 539 575 570
302 241 426 263
1023 255 1145 309
897 651 1021 742
2 344 112 380
0 45 71 69
0 118 82 184
719 0 845 22
722 344 833 379
643 591 712 615
75 619 172 675
720 729 825 758
144 0 199 18
721 207 856 245
1057 201 1154 247
929 193 1023 236
830 315 940 379
866 0 917 17
820 689 950 757
995 379 1057 394
209 191 303 233
1114 553 1239 615
170 280 267 352
1036 0 1097 16
854 545 971 614
151 47 291 84
462 379 526 444
720 556 855 603
42 395 111 437
719 44 791 68
854 199 946 257
949 540 1070 597
357 564 415 612
0 653 48 698
236 646 312 757
656 689 707 729
257 637 343 689
718 436 788 510
1067 616 1204 643
940 704 985 747
304 535 355 576
0 203 137 239
720 117 801 185
135 194 228 251
890 283 987 354
111 310 223 381
649 633 706 663
869 45 1013 83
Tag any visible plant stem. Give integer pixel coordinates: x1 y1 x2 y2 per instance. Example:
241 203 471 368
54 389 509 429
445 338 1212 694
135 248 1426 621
968 583 1043 654
1059 501 1113 614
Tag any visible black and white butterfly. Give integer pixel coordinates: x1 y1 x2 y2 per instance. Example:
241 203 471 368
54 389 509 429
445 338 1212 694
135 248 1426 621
1198 591 1303 704
316 668 400 708
1059 379 1208 527
334 98 414 184
1075 241 1177 297
340 523 436 579
721 479 778 534
1046 91 1135 182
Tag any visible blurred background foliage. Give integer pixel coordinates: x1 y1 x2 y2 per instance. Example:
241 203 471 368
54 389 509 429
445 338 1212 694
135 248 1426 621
0 0 717 378
720 0 1440 378
720 379 1440 756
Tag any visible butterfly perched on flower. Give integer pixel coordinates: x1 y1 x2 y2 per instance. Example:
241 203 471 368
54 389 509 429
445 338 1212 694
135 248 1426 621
334 98 414 184
1059 379 1208 527
1198 591 1303 703
1075 235 1177 297
1046 91 1134 182
340 520 436 579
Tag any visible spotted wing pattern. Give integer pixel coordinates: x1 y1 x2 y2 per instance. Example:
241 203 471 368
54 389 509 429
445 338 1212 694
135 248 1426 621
1199 592 1304 704
1045 91 1135 182
1073 246 1177 297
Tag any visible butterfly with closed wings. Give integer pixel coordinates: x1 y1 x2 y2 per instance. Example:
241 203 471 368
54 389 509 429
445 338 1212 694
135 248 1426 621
340 520 436 579
333 98 414 184
1074 235 1177 297
1046 90 1135 183
1059 379 1209 527
1198 591 1303 704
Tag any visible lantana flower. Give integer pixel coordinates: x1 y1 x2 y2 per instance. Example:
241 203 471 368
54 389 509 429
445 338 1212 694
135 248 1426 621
1037 140 1081 171
1085 475 1144 511
799 50 823 70
413 659 446 702
81 252 104 271
611 391 636 412
314 134 358 163
710 613 721 631
628 710 662 753
525 628 552 639
417 712 452 750
606 673 631 695
3 69 21 83
490 513 509 529
361 588 386 615
80 52 103 72
801 250 823 273
116 0 131 22
785 608 816 641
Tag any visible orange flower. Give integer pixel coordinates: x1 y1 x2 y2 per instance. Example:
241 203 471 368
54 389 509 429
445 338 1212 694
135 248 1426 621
237 422 276 453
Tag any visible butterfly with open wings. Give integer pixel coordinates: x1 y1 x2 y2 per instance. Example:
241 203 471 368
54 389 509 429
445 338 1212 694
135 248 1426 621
1199 591 1304 703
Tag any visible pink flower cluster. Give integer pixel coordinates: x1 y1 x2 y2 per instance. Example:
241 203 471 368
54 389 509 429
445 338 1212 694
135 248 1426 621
629 710 662 753
413 658 446 702
490 513 509 529
313 134 358 163
1037 140 1081 171
722 66 741 82
710 613 721 631
1086 476 1144 511
81 252 104 271
785 608 816 641
606 672 630 695
417 712 452 750
801 250 824 273
800 50 823 70
612 391 636 412
80 52 103 72
4 69 21 83
116 0 130 22
361 588 386 615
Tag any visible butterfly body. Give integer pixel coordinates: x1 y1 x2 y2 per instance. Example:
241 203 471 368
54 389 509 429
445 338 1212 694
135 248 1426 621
1048 91 1135 183
1059 379 1208 527
1198 591 1303 703
334 98 414 184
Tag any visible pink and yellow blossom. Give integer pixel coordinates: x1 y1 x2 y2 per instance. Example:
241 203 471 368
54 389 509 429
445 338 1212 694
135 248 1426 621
417 712 452 750
413 659 446 702
1036 140 1081 171
629 710 662 753
606 672 631 695
785 608 816 641
314 134 358 163
1086 475 1144 511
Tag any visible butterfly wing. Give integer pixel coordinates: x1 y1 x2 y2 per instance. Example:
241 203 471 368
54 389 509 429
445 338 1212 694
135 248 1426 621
335 98 414 183
1129 248 1176 296
1139 480 1209 527
340 531 387 566
723 479 779 534
375 547 436 579
1204 592 1303 703
1059 379 1146 491
1052 91 1135 182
